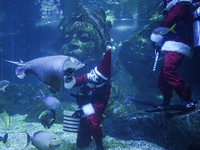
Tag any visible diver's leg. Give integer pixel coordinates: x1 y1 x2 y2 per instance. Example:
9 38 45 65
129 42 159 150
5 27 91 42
158 67 173 106
162 51 192 101
87 113 105 150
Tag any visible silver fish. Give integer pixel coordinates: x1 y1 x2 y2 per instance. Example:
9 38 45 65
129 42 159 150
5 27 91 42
25 131 61 150
3 55 85 92
37 89 60 111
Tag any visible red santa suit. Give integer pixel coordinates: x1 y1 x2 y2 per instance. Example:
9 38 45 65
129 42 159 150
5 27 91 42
74 75 111 148
157 1 193 106
65 49 111 149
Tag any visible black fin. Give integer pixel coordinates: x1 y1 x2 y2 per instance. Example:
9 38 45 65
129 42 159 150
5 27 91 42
126 96 158 108
145 102 196 112
3 133 8 144
24 131 32 148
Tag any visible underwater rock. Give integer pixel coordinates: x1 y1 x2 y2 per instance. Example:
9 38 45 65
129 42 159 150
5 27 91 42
103 107 200 150
118 22 163 103
0 83 38 115
57 8 112 71
110 81 124 101
111 59 120 77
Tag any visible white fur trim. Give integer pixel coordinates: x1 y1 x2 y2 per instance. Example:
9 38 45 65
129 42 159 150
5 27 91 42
94 67 108 80
82 103 95 117
64 76 76 89
150 33 164 46
161 41 192 57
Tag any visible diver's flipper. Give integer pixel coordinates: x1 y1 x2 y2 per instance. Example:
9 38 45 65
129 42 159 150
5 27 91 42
126 96 159 108
63 110 80 132
145 102 196 112
145 107 165 112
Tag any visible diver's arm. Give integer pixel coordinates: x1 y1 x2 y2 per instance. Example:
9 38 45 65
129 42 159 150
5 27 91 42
64 75 87 89
74 75 87 87
64 68 87 89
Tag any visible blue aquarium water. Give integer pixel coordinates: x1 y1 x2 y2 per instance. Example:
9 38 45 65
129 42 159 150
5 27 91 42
0 0 200 150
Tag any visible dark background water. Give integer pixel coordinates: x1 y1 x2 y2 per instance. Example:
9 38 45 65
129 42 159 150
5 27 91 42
0 0 160 86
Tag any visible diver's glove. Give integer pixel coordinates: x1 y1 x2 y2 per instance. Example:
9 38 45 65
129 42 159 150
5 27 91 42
72 103 95 118
72 109 84 118
64 68 76 89
65 68 74 80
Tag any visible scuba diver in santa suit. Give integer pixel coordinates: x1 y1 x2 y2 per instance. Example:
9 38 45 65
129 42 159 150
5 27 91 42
150 0 196 108
64 46 112 150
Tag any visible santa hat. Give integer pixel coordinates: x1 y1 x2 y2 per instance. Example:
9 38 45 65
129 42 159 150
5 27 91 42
94 49 111 80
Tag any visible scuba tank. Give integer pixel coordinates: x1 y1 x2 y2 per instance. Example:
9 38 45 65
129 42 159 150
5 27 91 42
193 2 200 56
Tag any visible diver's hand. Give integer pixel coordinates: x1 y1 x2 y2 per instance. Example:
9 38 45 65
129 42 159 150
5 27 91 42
72 109 84 118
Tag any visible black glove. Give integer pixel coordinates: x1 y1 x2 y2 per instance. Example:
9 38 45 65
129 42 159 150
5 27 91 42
64 68 74 80
72 109 84 118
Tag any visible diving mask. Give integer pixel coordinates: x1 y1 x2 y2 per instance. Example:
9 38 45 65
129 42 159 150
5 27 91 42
87 69 99 83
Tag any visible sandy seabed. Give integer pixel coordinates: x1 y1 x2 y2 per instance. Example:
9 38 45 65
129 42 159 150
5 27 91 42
0 114 165 150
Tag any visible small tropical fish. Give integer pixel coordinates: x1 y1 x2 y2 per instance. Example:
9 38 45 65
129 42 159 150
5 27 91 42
0 80 10 92
0 133 8 144
125 98 132 103
112 103 122 114
37 89 61 110
153 23 176 35
0 109 10 127
39 109 56 129
112 109 118 114
25 131 61 150
43 21 51 26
